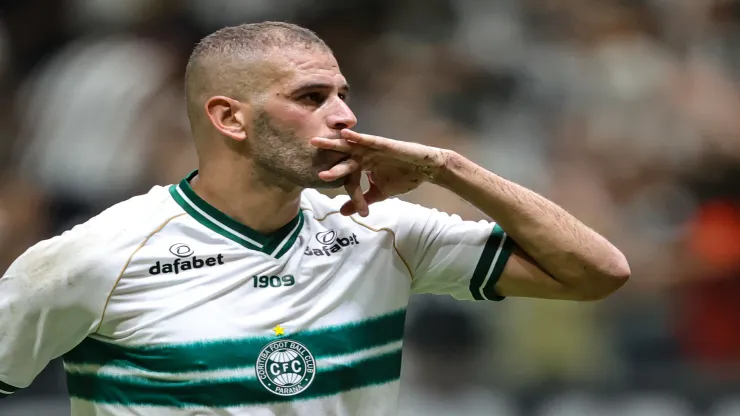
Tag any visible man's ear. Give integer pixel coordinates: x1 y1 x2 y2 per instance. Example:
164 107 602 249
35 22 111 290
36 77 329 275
204 96 250 141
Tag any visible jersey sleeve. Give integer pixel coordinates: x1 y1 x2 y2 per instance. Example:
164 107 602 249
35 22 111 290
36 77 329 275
386 198 514 301
0 226 117 398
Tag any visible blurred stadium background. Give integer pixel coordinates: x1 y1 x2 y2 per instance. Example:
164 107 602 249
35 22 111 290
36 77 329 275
2 0 740 415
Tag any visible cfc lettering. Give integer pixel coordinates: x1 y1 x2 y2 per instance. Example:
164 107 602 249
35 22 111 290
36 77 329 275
269 361 303 376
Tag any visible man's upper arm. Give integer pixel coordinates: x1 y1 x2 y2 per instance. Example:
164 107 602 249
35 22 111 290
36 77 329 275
383 199 513 301
387 198 580 301
0 227 117 397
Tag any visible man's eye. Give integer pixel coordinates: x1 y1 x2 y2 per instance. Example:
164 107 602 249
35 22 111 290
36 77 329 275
299 92 324 105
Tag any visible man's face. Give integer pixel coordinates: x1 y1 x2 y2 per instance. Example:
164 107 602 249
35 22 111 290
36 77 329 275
247 48 357 189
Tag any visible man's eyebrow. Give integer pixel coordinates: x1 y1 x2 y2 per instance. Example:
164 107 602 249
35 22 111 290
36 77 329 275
292 82 350 94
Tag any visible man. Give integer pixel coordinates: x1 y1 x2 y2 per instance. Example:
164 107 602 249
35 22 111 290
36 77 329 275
0 22 629 415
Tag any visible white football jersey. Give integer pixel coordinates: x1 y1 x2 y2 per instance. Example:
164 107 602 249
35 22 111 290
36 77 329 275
0 171 513 416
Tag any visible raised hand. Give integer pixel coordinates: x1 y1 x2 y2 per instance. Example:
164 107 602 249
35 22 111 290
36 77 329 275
310 129 449 216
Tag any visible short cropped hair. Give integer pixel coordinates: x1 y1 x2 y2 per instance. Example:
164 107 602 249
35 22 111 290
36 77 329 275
184 22 330 120
188 21 327 66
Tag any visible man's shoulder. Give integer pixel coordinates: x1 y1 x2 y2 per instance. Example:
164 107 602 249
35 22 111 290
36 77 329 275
10 185 181 277
78 184 181 240
93 184 180 226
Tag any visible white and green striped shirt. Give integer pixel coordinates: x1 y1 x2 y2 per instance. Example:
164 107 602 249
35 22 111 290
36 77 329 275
0 170 512 415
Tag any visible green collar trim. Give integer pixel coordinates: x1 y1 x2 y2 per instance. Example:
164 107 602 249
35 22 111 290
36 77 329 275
169 171 304 258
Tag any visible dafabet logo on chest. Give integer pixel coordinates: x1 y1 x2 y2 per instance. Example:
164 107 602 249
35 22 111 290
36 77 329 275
149 244 225 275
304 230 360 256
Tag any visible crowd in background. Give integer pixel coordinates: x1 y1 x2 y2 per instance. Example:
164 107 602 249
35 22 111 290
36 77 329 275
2 0 740 415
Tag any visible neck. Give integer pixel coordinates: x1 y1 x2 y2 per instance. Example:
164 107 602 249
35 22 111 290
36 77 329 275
190 163 302 235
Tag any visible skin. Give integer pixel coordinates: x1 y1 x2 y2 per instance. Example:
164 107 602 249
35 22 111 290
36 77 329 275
189 48 356 234
189 46 630 300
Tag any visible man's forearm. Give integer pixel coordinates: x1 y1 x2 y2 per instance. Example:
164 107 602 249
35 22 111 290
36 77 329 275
433 151 630 293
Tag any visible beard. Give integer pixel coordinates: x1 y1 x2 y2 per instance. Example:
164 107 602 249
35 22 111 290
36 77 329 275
249 110 347 190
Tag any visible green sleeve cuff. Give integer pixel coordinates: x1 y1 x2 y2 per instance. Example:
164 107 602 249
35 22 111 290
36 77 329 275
468 224 514 301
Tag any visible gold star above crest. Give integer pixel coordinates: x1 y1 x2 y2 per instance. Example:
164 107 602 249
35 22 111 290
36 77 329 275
273 325 285 337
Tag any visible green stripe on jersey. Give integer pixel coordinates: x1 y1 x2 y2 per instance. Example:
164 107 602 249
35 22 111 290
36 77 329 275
469 224 513 301
66 349 402 408
0 380 18 397
64 309 407 374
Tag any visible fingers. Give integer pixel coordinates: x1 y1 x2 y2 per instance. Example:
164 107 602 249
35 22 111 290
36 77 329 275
340 200 357 217
340 129 393 151
340 168 362 217
363 177 387 205
340 191 383 217
343 169 368 217
318 158 361 182
317 156 368 217
314 130 398 155
340 170 364 217
340 176 386 217
310 137 360 155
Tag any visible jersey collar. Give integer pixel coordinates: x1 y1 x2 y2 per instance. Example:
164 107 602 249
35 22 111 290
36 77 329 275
169 171 304 259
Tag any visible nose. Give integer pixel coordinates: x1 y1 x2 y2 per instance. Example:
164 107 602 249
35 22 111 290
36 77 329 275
326 98 357 131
